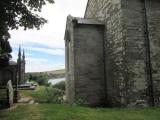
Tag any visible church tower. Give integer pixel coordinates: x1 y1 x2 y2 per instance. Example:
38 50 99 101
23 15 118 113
17 46 26 84
22 49 26 83
17 46 22 84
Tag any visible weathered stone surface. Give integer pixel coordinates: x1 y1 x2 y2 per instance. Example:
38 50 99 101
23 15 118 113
65 0 160 107
65 16 105 106
85 0 128 107
147 0 160 106
74 24 105 106
84 0 160 107
7 80 14 107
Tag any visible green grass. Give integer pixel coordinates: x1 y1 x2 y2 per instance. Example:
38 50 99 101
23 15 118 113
20 86 45 98
0 104 160 120
2 87 160 120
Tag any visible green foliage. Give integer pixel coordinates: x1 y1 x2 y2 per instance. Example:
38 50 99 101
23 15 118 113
24 86 64 104
28 73 48 86
0 0 54 33
52 81 65 91
0 0 54 67
0 40 12 68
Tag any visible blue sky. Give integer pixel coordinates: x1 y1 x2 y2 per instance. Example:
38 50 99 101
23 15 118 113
9 0 88 72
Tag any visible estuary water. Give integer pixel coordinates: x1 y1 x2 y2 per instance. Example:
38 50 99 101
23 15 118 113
48 78 65 85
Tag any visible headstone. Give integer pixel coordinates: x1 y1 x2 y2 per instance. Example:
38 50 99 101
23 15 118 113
7 80 14 107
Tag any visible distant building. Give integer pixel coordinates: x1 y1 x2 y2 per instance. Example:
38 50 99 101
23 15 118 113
65 0 160 107
0 46 26 103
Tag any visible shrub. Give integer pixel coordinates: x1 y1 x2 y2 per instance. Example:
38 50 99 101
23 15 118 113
52 81 65 91
30 86 64 104
28 73 48 86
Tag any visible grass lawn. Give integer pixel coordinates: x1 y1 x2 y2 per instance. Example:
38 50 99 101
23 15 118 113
20 86 46 98
1 86 159 120
0 104 160 120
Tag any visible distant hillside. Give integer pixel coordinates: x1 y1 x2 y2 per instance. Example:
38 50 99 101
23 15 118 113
45 69 65 75
26 69 65 80
45 69 65 79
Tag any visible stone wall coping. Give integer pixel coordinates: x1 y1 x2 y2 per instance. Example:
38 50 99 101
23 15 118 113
64 15 104 40
73 17 104 25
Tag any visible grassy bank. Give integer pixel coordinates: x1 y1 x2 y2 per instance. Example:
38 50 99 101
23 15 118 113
0 104 160 120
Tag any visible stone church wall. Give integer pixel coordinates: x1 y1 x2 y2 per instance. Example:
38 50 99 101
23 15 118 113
65 16 106 106
74 24 105 105
121 0 148 107
147 0 160 106
85 0 128 107
65 17 76 104
85 0 160 107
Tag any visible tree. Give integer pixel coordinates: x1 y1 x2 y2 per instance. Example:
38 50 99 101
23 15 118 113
0 0 54 68
52 81 65 91
0 39 12 67
28 73 48 86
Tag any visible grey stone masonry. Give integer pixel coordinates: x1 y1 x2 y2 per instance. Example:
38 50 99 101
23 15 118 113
65 16 106 106
147 0 160 106
85 0 160 107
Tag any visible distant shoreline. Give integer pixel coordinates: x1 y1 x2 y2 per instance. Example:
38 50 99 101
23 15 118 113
26 69 65 80
48 77 65 85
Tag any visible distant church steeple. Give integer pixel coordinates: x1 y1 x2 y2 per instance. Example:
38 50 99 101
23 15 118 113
18 45 21 62
22 49 25 62
17 45 26 84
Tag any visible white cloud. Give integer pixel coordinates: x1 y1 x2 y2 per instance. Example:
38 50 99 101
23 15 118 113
11 52 18 61
26 58 48 63
9 30 65 49
11 53 64 72
24 46 64 56
12 44 64 56
25 56 64 72
9 0 88 49
8 0 88 72
26 59 64 72
25 53 33 57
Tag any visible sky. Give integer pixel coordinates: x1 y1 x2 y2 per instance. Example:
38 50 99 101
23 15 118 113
9 0 88 72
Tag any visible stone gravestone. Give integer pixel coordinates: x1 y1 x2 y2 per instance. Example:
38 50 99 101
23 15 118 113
7 80 14 107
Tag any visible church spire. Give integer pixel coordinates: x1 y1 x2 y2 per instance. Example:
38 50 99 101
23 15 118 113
22 49 25 62
18 45 21 61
